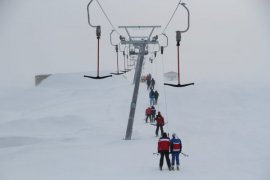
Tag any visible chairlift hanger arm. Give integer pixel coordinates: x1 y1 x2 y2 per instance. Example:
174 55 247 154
110 30 118 46
161 33 168 48
180 3 190 33
87 0 98 28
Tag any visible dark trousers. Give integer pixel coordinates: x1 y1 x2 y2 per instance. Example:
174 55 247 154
155 125 164 136
154 98 158 105
171 152 180 166
145 115 151 123
151 114 155 123
159 151 171 169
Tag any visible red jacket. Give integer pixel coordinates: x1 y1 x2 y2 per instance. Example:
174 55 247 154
155 115 164 125
145 107 152 115
158 137 170 152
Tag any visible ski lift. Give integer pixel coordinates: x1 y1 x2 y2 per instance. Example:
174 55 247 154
159 33 168 55
126 54 132 68
84 0 112 79
121 51 128 73
164 3 194 87
120 45 132 72
110 30 124 75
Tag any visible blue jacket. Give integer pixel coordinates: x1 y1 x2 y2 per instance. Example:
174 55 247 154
149 90 155 98
170 137 182 153
151 106 156 115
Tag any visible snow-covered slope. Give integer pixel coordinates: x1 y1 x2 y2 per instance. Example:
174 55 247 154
0 66 269 180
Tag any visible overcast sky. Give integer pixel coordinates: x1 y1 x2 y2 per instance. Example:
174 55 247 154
0 0 269 87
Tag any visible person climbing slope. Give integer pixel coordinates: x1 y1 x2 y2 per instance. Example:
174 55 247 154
154 90 159 105
151 78 155 90
145 106 152 123
155 111 164 137
149 89 155 106
157 132 171 171
170 133 182 170
151 106 156 123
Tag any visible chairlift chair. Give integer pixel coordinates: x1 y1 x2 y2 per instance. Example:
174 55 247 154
110 45 124 75
84 0 112 79
121 49 131 72
110 30 124 75
164 3 194 87
126 54 132 69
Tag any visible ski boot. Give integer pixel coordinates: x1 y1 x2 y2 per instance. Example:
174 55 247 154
177 165 179 171
171 166 174 170
159 166 162 171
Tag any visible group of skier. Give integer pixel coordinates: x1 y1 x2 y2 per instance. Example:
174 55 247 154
149 88 159 106
145 106 164 136
143 73 183 171
158 132 182 171
146 73 156 90
145 106 155 123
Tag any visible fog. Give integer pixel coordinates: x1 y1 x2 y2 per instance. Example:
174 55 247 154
0 0 269 87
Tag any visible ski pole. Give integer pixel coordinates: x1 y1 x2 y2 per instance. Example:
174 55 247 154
181 152 189 157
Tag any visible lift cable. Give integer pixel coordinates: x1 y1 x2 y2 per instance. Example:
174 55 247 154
153 56 160 111
161 54 170 132
96 0 121 35
162 0 182 34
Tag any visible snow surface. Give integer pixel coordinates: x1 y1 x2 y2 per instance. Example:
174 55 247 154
0 62 270 179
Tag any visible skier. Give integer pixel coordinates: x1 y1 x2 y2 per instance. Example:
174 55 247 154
148 73 152 81
145 107 152 123
155 111 164 137
151 78 155 90
146 77 151 90
151 106 156 123
149 89 155 106
170 133 182 170
154 90 159 105
157 132 171 171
